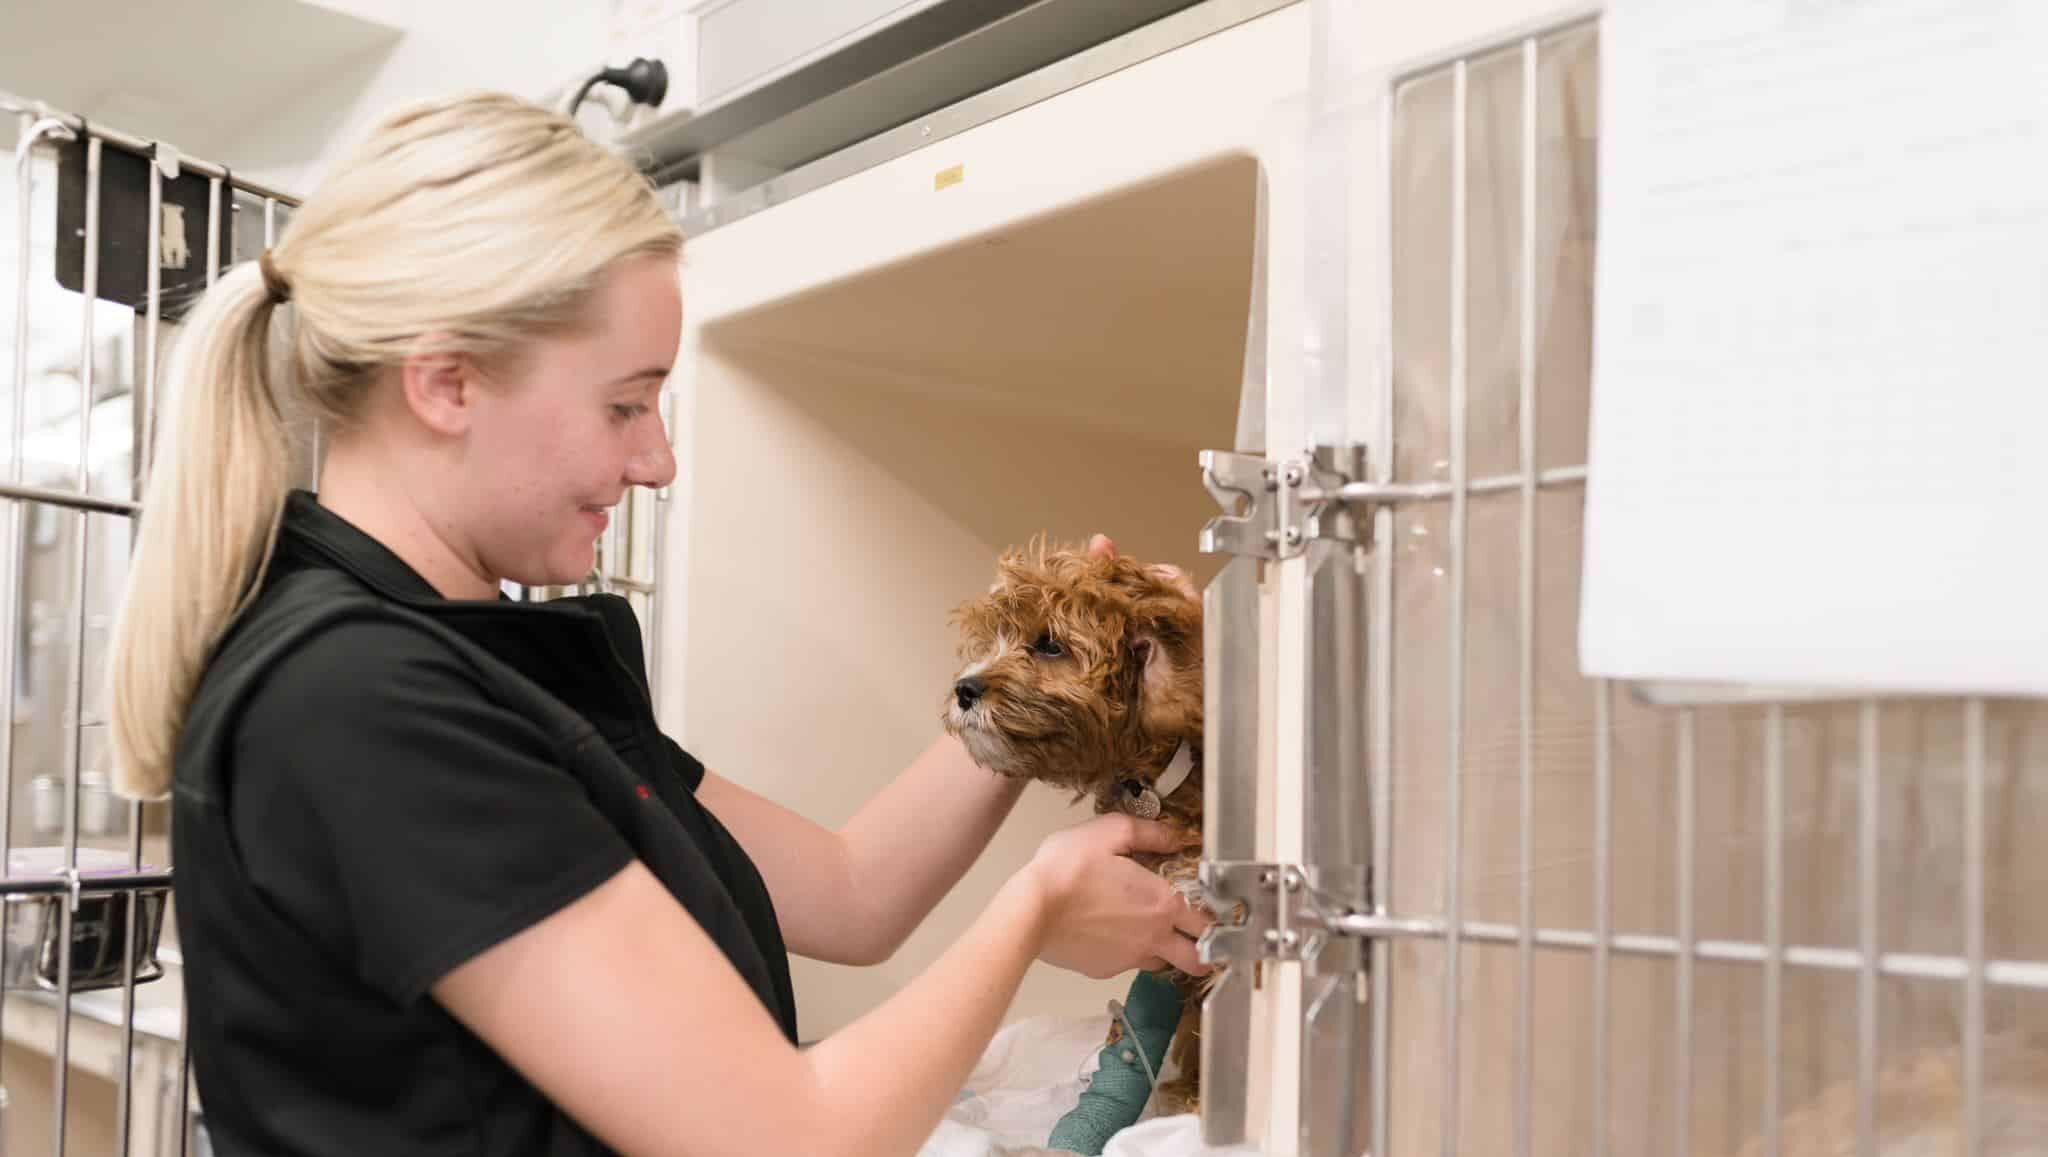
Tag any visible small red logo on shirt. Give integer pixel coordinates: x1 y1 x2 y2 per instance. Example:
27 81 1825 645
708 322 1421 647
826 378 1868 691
636 784 651 801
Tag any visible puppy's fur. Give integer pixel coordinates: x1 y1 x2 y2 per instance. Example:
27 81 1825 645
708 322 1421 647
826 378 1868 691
1731 1031 2048 1157
943 542 1209 1114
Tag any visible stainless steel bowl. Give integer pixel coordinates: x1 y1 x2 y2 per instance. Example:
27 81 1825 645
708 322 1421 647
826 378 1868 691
2 847 168 992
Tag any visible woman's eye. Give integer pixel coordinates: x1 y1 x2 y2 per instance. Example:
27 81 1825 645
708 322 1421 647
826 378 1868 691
611 403 649 422
1031 634 1065 658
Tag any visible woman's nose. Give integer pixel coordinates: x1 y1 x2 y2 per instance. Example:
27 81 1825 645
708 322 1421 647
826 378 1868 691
626 419 678 488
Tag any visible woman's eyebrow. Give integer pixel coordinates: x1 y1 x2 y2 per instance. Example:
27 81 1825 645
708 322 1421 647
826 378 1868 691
607 366 673 386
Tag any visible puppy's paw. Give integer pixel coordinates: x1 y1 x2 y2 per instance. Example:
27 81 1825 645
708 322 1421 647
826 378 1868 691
1154 1076 1200 1118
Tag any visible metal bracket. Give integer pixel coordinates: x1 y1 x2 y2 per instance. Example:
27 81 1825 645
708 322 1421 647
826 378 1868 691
1198 451 1283 559
1201 860 1303 963
1292 865 1374 965
1200 861 1376 967
1301 444 1370 551
1198 445 1375 561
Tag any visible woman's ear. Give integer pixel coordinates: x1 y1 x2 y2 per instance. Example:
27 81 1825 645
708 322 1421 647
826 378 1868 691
399 345 478 437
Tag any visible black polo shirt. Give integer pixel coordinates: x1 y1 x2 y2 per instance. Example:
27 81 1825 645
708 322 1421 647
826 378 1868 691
172 491 796 1156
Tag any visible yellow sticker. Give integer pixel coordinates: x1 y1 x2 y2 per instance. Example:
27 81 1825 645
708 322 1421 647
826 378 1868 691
934 164 965 192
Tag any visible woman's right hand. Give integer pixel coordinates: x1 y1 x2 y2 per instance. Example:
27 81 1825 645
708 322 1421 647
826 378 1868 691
1019 814 1214 979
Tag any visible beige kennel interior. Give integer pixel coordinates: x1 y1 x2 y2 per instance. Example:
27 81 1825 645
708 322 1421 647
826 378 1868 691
659 0 2048 1153
656 3 1312 1042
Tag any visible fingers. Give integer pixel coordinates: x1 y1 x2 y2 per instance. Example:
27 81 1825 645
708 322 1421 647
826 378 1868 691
1084 536 1201 602
1145 562 1200 602
1154 928 1210 976
1168 893 1217 942
1108 815 1197 856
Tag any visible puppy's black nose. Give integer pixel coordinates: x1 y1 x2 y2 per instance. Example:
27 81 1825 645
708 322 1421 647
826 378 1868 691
954 676 988 710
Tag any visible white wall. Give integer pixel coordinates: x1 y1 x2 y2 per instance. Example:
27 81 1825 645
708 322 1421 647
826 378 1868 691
2 0 956 203
0 0 645 198
229 0 618 194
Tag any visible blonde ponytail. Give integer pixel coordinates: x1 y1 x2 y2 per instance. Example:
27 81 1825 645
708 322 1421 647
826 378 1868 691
109 92 682 799
109 264 291 799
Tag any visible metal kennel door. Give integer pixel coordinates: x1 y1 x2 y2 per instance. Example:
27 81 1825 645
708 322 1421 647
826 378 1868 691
1196 6 2048 1157
1190 0 1381 1149
1 94 675 1157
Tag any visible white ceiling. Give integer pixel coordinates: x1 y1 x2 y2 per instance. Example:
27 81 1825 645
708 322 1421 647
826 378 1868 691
0 0 402 170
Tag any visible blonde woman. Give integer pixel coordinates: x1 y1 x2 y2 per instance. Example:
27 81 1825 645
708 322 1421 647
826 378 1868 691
108 93 1210 1157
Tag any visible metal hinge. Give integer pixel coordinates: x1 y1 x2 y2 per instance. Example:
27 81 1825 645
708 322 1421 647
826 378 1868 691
1200 861 1374 967
1199 445 1373 560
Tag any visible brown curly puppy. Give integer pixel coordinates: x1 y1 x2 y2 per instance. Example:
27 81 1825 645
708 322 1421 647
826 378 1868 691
1728 1031 2048 1157
942 540 1211 1114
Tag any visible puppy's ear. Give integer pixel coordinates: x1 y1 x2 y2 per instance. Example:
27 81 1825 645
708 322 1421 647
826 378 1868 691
1128 575 1203 741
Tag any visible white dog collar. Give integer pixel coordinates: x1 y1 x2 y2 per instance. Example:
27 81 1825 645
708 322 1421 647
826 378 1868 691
1153 741 1195 800
1116 741 1195 821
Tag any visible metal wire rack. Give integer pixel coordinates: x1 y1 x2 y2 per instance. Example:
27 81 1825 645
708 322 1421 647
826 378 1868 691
2 91 304 1157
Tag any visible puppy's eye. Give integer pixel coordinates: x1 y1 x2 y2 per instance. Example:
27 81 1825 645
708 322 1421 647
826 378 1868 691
1031 633 1066 659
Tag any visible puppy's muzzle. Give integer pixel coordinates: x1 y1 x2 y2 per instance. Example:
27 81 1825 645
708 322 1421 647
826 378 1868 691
954 676 988 711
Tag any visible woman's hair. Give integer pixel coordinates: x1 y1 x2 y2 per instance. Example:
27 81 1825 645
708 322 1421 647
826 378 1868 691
108 92 683 799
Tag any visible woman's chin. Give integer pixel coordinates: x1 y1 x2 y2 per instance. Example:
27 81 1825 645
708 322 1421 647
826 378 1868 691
505 550 595 592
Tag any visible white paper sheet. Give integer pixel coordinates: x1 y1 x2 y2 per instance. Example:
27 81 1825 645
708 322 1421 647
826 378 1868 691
1580 0 2048 696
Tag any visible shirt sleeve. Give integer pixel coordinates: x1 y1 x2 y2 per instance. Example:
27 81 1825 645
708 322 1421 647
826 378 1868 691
662 732 707 793
229 617 636 1004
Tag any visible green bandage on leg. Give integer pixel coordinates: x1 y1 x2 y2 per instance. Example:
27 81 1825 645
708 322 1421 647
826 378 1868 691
1046 970 1185 1155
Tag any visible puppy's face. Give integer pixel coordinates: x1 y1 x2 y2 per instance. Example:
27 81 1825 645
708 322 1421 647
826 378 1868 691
943 545 1201 810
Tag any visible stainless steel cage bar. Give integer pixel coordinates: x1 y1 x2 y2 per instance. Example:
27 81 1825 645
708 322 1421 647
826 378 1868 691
1856 702 1880 1156
1675 707 1697 1157
1315 464 1586 505
0 94 299 206
0 483 137 518
1438 55 1471 1157
0 872 172 897
1964 699 1987 1155
174 165 232 1157
0 112 48 1156
48 128 106 1157
1513 34 1539 1157
1368 45 1399 1157
1592 678 1613 1157
1328 913 2048 987
114 139 172 1157
1762 705 1786 1157
3 109 62 902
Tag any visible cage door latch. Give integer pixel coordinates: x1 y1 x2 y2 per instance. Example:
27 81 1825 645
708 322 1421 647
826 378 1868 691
1202 861 1304 963
1200 861 1376 966
1199 445 1374 561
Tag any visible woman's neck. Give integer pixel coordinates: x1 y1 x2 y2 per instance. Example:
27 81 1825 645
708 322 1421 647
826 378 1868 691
315 444 500 601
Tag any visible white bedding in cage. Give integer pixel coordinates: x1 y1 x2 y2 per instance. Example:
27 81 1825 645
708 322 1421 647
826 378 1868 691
920 1014 1260 1157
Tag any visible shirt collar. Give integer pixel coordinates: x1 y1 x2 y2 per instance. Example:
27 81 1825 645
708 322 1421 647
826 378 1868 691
271 490 658 730
273 490 449 604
